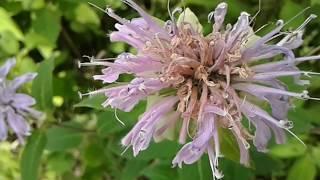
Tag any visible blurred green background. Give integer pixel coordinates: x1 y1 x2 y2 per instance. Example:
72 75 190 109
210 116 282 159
1 0 320 179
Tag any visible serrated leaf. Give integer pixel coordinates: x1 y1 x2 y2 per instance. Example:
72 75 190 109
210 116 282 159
74 94 106 110
0 7 23 40
177 8 203 33
32 57 54 110
46 124 83 151
287 154 316 180
20 131 47 180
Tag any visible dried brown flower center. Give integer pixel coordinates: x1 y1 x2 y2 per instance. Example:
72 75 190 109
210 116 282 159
143 24 254 139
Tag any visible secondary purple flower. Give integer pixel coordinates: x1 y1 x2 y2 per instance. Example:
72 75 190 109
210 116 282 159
80 1 320 179
0 58 42 143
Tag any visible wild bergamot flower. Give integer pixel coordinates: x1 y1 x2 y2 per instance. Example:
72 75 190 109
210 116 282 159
79 1 320 178
0 58 42 143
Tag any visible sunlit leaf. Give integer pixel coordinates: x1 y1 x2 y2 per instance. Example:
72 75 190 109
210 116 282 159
0 31 19 55
22 0 45 10
74 3 100 26
270 141 306 159
287 154 316 180
31 7 61 47
0 7 23 40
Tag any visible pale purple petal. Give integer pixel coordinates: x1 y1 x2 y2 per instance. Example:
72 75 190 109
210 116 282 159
0 58 16 79
0 113 8 140
6 108 31 137
10 73 37 90
121 96 179 156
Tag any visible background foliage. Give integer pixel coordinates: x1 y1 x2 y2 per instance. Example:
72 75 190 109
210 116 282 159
0 0 320 179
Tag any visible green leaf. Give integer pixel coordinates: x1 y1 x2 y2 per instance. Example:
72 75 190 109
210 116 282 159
251 151 283 175
121 159 148 180
46 124 83 151
22 0 45 10
74 3 100 26
270 141 306 159
0 7 23 40
83 142 105 167
280 0 305 29
74 94 106 110
0 31 19 55
220 159 253 180
178 160 201 180
20 131 47 180
311 146 320 169
31 8 61 47
32 57 54 110
287 154 316 180
96 111 124 137
120 140 180 161
142 160 178 180
177 8 203 33
288 107 313 133
311 0 320 6
97 101 146 137
47 152 74 174
219 128 240 163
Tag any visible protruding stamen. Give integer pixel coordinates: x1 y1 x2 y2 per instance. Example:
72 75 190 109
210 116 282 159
78 91 83 99
282 7 310 27
78 61 115 67
249 0 261 24
303 71 320 77
298 90 320 101
208 11 214 23
78 89 109 100
285 128 306 147
296 14 317 31
114 108 126 126
88 2 107 13
279 120 293 129
83 55 94 62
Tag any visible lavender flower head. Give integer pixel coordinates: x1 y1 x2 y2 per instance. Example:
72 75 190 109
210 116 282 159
0 59 41 142
80 1 320 179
